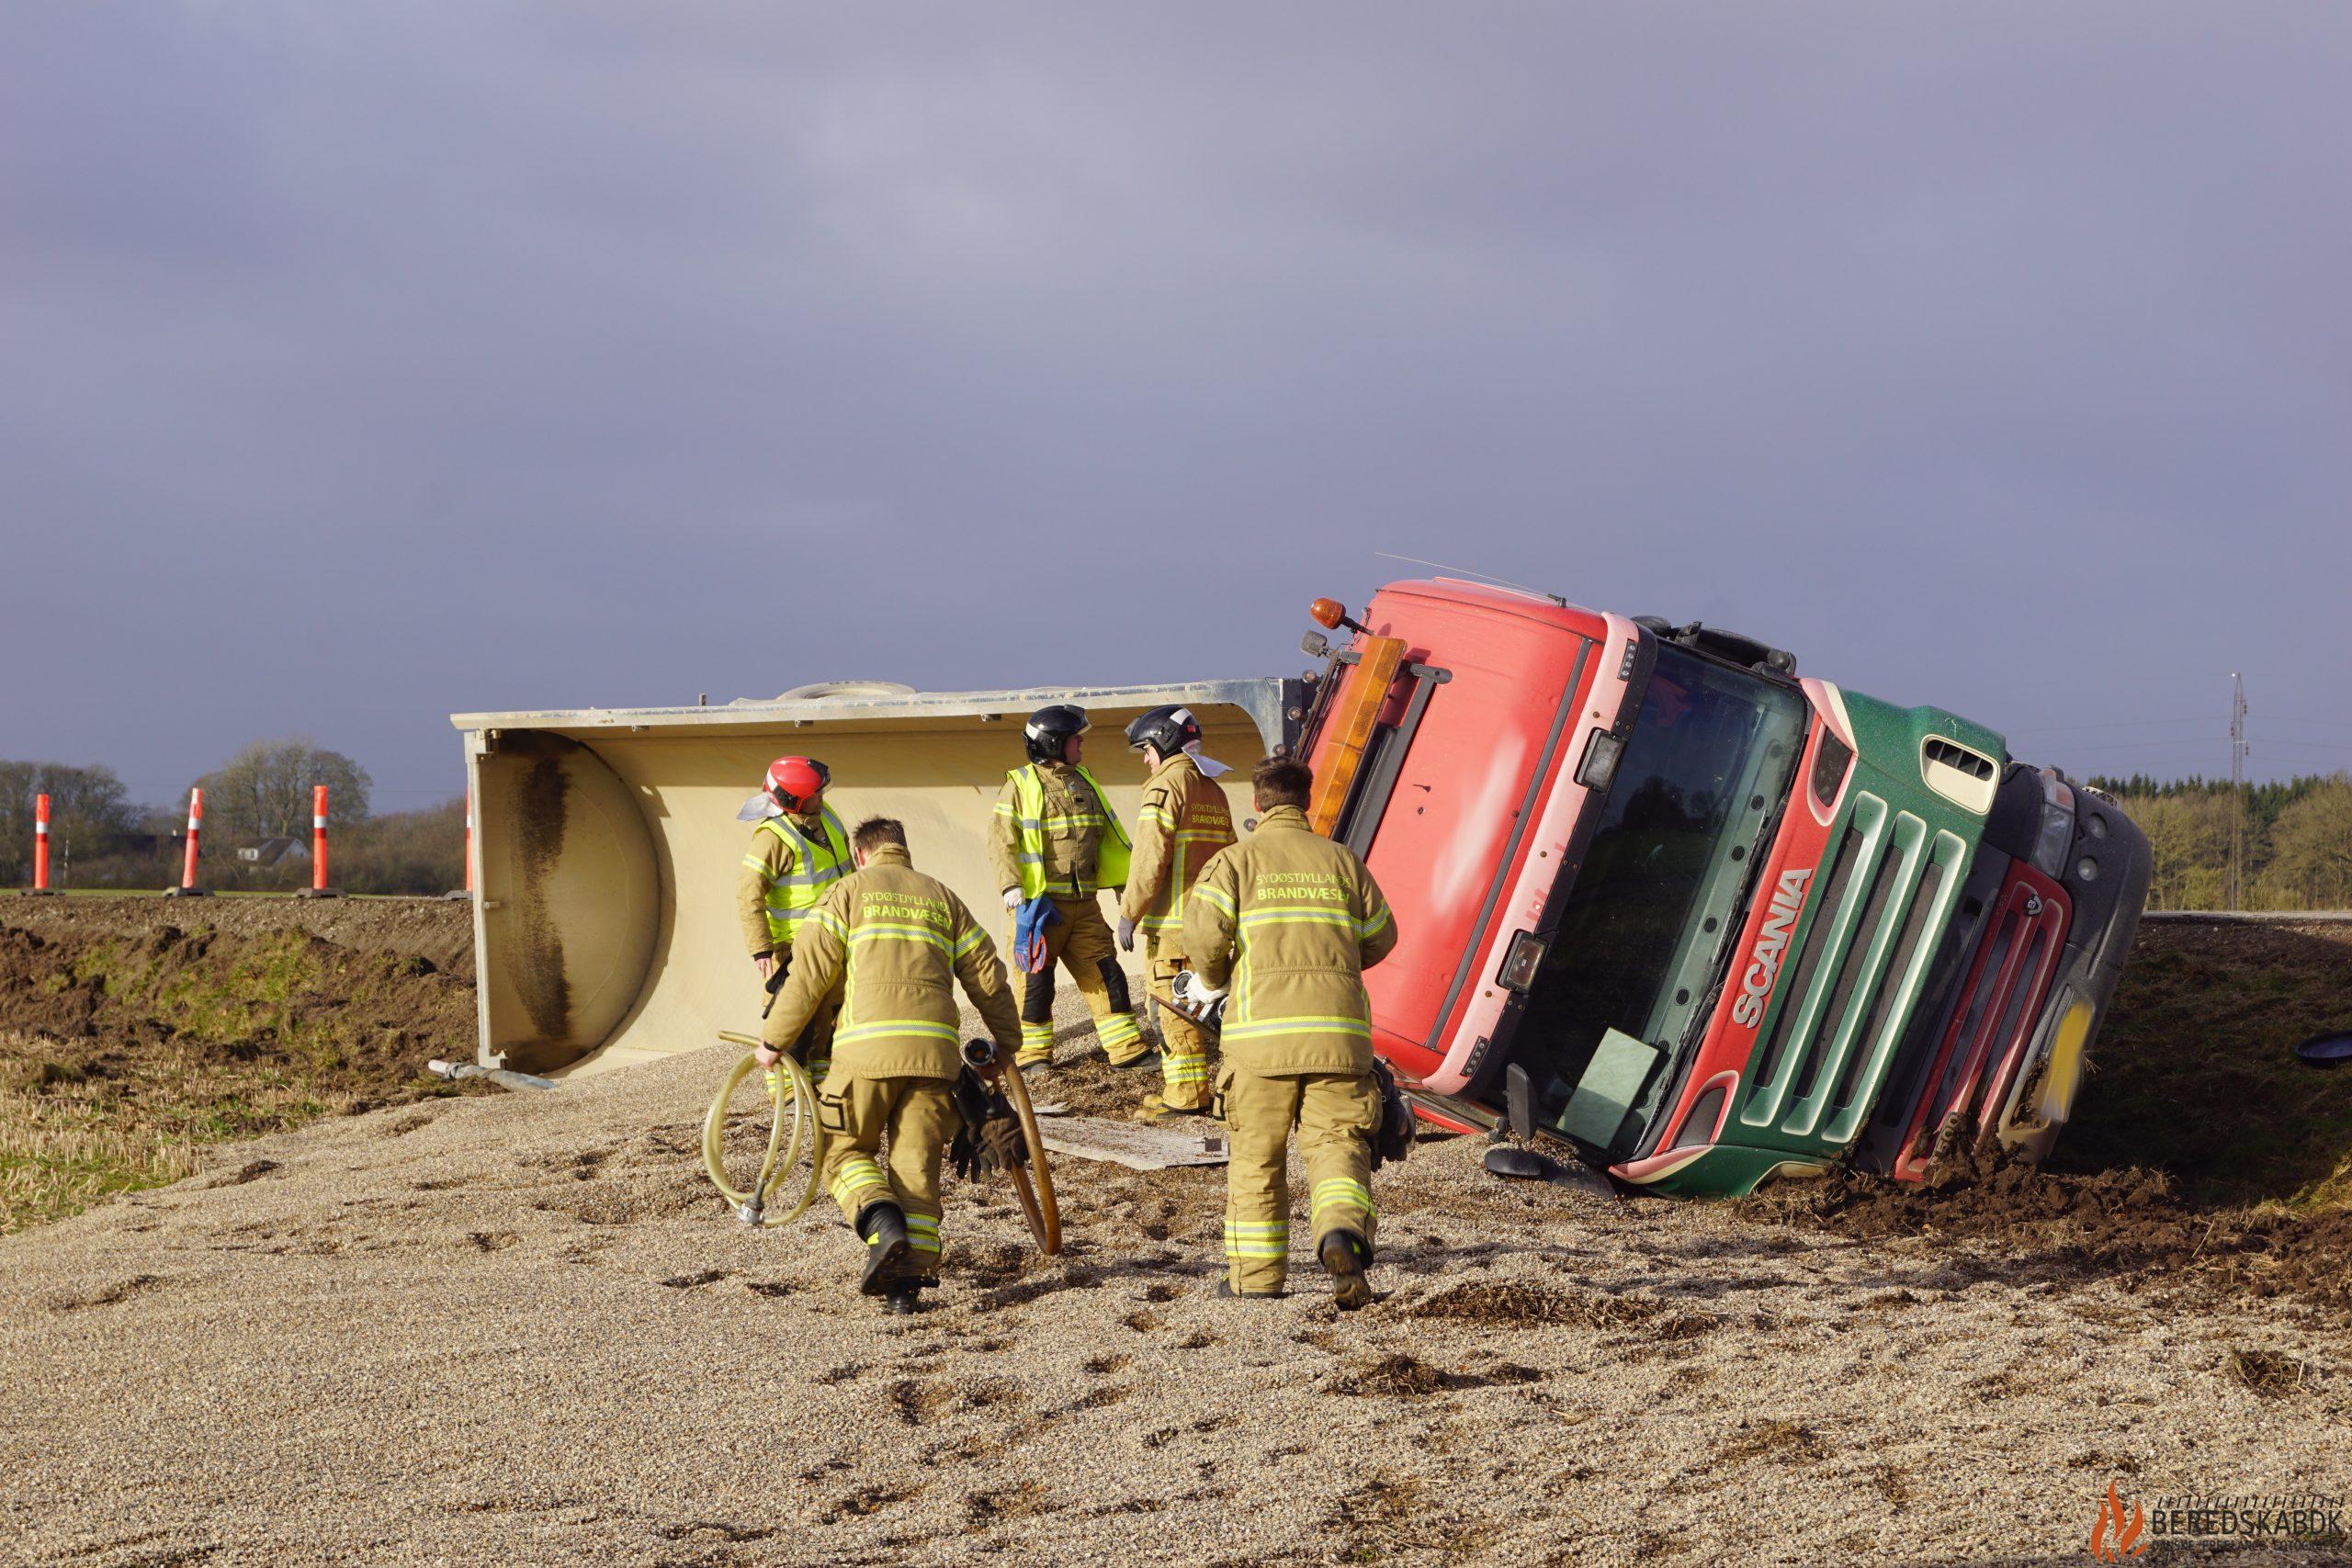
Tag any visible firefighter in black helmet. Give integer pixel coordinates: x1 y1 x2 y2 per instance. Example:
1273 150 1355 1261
1117 705 1237 1121
988 705 1148 1070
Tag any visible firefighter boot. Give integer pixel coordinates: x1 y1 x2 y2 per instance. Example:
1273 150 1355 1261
1318 1228 1374 1312
1135 1091 1212 1126
855 1201 911 1296
883 1283 923 1315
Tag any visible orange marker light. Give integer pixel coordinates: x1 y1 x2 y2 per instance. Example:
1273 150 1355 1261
1309 597 1347 630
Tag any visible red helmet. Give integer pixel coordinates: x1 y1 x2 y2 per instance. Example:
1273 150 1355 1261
764 756 831 814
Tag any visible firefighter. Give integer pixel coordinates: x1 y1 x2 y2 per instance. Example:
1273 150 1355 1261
989 704 1149 1073
1181 756 1396 1308
1116 705 1237 1122
756 817 1023 1314
739 756 854 1083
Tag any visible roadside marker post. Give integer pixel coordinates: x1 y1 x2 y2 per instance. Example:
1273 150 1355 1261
20 793 57 896
299 784 342 898
164 788 211 897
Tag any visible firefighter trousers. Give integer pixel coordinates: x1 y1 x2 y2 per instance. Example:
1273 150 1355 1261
1216 1064 1380 1295
816 1072 956 1268
1147 938 1214 1111
1013 897 1144 1067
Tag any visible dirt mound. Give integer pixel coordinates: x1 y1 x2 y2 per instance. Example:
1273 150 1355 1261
0 921 472 1080
3 893 476 982
1750 1136 2352 1318
2058 919 2352 1207
1408 1279 1653 1328
0 911 482 1232
1724 919 2352 1320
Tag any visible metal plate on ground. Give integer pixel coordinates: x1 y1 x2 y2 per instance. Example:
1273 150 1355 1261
1039 1116 1228 1169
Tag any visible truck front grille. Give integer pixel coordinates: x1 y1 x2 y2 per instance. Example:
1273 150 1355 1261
1740 791 1969 1149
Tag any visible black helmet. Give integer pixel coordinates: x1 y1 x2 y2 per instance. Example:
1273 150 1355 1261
1023 704 1090 764
1125 705 1203 760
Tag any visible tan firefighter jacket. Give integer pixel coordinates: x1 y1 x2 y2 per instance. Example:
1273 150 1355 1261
1179 805 1397 1075
763 844 1023 1079
1118 753 1236 953
736 808 853 958
989 760 1127 900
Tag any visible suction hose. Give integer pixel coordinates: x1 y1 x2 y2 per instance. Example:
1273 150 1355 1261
963 1037 1061 1256
703 1031 826 1227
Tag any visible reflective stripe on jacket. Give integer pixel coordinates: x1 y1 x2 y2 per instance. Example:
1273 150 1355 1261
1179 805 1396 1075
990 761 1131 899
742 807 854 950
1119 753 1236 946
762 844 1023 1079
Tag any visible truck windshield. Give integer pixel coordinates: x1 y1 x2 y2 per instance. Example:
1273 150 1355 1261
1511 643 1809 1152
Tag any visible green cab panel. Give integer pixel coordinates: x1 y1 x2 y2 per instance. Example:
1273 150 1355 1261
1713 691 2005 1179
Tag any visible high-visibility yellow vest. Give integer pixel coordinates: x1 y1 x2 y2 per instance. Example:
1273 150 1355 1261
1007 763 1130 899
754 807 853 946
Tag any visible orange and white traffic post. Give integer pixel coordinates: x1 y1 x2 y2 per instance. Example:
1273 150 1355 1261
165 787 211 897
22 793 57 895
299 784 343 898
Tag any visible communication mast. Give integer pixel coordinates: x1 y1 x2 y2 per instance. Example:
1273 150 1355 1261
2228 672 2248 911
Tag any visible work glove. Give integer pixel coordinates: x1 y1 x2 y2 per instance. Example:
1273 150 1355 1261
1003 888 1022 909
978 1116 1023 1172
1174 970 1226 1008
1170 970 1227 1025
1115 916 1136 953
950 1110 1025 1179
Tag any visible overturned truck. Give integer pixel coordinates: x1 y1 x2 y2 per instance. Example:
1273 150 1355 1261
455 578 2150 1197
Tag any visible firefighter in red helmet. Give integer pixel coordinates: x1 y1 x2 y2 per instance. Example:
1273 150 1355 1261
738 756 854 1078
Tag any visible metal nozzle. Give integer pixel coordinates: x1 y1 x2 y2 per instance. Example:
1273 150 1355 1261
962 1037 998 1067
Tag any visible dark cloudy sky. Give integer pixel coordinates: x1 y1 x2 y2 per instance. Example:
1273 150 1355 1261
5 3 2346 810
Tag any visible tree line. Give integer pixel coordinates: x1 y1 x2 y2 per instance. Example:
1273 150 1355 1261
0 740 462 895
6 742 2346 909
2092 772 2352 911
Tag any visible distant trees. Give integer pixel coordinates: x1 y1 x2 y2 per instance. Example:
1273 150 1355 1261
2101 772 2352 911
189 739 372 840
2253 779 2352 909
2 742 459 892
339 798 465 895
2121 791 2234 911
0 761 139 885
183 797 464 895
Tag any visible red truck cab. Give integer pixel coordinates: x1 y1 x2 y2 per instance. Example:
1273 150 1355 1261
1300 580 1643 1100
1298 577 2150 1195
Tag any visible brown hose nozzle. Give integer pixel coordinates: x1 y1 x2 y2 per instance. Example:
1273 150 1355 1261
962 1037 998 1068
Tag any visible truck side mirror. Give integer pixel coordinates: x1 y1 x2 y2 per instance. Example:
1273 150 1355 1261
1506 1064 1535 1140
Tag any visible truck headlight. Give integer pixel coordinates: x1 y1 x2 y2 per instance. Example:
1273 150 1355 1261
1498 930 1550 992
1577 730 1624 795
2031 773 2076 878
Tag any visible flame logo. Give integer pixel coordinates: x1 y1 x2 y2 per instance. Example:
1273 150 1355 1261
2089 1481 2148 1560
